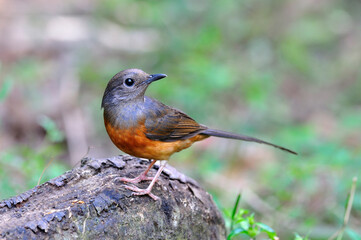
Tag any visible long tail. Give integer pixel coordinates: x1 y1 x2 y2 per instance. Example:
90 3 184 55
201 129 297 155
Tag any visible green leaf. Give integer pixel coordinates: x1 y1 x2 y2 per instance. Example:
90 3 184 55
239 220 250 231
227 227 246 240
230 194 241 231
346 228 361 240
247 213 255 225
257 222 275 234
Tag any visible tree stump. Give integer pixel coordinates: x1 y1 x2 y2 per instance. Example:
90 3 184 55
0 155 226 239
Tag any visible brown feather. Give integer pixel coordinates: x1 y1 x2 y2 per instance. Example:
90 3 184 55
145 104 207 142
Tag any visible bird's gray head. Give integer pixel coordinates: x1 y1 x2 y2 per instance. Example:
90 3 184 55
101 68 167 108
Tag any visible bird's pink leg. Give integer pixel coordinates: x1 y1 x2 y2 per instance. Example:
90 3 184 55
117 159 157 184
125 160 167 201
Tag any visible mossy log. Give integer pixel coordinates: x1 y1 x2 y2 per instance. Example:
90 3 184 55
0 155 226 240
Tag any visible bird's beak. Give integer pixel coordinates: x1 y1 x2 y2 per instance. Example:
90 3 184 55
146 74 167 84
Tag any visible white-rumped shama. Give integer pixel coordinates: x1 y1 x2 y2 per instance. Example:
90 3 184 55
101 69 297 200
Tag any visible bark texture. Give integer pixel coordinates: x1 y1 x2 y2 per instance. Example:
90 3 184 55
0 155 226 240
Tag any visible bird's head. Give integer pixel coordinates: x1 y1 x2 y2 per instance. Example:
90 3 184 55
101 68 167 108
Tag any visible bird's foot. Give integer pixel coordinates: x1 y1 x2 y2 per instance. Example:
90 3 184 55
115 174 154 184
125 185 160 201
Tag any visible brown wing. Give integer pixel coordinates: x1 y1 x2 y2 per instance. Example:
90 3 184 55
144 97 207 142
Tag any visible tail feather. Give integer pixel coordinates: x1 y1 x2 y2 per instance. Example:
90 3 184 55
201 129 297 155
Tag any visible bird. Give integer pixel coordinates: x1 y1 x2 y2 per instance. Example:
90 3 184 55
101 68 297 200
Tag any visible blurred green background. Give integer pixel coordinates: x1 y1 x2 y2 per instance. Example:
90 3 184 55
0 0 360 239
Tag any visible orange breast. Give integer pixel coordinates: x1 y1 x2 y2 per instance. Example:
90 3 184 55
104 120 208 160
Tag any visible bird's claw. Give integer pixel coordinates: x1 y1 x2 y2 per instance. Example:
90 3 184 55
115 175 154 184
125 185 160 201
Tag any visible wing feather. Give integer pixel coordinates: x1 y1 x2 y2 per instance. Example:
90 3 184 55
144 97 206 142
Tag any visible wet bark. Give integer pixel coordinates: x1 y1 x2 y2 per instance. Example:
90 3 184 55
0 155 226 240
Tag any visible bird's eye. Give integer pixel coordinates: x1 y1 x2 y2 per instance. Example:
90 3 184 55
124 78 135 87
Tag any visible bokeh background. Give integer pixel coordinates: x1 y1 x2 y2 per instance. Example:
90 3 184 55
1 0 360 238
